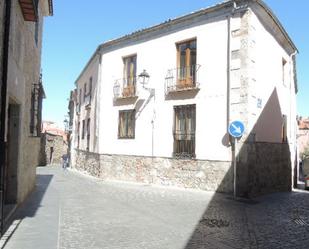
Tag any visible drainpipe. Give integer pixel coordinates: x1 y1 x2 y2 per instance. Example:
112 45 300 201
151 89 156 159
226 13 231 134
0 0 12 234
289 50 297 188
289 50 297 138
96 53 102 154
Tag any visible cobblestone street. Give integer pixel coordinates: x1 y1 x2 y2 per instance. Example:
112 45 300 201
2 165 309 249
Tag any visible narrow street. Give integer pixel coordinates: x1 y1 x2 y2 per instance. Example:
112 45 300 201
2 165 309 249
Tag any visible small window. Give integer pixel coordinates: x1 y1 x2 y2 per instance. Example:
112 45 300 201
123 55 137 85
77 121 80 148
84 83 87 101
282 58 287 87
118 110 135 139
35 18 39 45
173 104 196 158
86 118 90 151
176 39 197 86
79 89 82 104
30 75 43 137
82 120 85 139
89 77 92 100
122 55 137 97
282 115 287 142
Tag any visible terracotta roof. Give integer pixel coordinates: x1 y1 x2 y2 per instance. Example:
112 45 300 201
42 121 66 136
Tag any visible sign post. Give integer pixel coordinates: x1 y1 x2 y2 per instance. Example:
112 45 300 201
228 120 245 199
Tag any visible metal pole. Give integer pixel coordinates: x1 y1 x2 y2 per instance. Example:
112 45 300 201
233 137 237 199
0 0 12 234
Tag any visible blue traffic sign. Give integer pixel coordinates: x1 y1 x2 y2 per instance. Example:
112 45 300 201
228 120 245 138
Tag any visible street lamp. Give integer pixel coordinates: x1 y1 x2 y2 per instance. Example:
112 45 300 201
138 69 150 88
138 69 156 158
63 118 68 132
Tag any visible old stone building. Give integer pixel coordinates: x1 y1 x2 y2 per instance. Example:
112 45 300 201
297 117 309 185
0 0 53 232
40 121 68 166
71 0 298 197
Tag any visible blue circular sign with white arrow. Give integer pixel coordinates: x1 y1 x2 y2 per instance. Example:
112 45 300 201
228 120 245 138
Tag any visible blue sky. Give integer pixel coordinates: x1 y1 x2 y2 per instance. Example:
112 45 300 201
42 0 309 126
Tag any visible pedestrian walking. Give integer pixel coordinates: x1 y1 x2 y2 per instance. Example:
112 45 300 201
62 154 68 169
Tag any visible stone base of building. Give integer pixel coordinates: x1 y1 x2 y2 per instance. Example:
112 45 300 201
237 142 292 197
72 150 233 193
72 142 292 197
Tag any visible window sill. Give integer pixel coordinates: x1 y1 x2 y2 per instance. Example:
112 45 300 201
118 137 135 140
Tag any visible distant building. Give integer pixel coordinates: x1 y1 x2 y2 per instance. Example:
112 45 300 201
66 90 77 166
40 121 68 165
0 0 53 232
298 117 309 157
71 0 298 197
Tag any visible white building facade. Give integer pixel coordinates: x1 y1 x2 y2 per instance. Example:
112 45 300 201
72 0 298 197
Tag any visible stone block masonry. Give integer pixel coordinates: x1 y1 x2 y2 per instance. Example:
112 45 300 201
237 142 292 197
74 150 233 194
40 133 68 165
73 141 292 197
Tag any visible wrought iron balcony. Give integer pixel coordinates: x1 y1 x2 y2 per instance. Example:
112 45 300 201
113 77 137 99
165 65 200 94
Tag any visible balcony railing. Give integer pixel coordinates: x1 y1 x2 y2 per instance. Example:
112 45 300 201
113 77 137 99
84 94 91 109
165 65 200 94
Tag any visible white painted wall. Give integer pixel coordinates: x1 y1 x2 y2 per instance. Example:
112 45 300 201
75 54 100 152
247 10 297 147
97 15 232 161
72 3 297 165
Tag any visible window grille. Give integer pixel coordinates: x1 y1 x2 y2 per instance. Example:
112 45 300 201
118 110 135 139
30 74 44 137
173 104 196 158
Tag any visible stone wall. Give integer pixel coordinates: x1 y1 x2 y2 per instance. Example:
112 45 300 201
237 142 291 197
75 150 100 176
74 149 233 193
0 0 51 207
73 142 292 197
18 137 41 203
9 0 45 204
40 133 68 165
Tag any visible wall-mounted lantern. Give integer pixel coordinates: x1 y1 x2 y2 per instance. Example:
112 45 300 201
138 69 150 88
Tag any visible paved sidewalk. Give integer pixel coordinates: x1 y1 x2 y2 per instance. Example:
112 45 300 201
2 165 309 249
